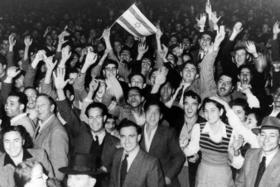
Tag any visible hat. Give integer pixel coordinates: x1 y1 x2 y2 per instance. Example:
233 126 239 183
59 153 104 176
261 117 280 130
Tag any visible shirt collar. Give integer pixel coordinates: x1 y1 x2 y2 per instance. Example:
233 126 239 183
4 149 32 167
261 148 279 166
202 120 227 138
38 114 54 131
91 129 106 143
123 145 140 159
10 113 27 125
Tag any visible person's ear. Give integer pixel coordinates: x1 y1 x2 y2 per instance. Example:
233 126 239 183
195 74 199 79
19 104 25 112
50 104 55 113
103 115 107 123
143 83 146 88
137 134 141 142
220 108 224 116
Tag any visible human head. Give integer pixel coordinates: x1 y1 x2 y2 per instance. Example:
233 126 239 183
183 90 201 119
233 47 248 67
199 32 213 51
128 73 146 89
120 48 132 63
105 114 117 133
118 119 141 154
217 73 236 97
126 87 144 109
245 109 262 129
102 60 118 78
5 92 28 118
14 160 48 187
230 98 249 123
0 54 7 75
2 125 33 159
85 102 107 133
238 65 253 85
24 87 38 110
141 57 153 75
202 98 225 125
35 94 56 122
159 81 175 103
259 117 280 153
181 61 199 84
144 99 162 127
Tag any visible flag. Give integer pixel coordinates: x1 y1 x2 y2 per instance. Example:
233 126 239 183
116 4 157 38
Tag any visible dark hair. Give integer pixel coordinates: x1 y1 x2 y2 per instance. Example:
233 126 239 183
217 72 238 87
126 87 143 101
85 102 108 117
14 159 39 187
181 61 199 74
23 87 39 96
183 90 201 104
201 98 228 124
238 64 253 76
8 92 28 112
230 98 250 115
247 108 263 127
117 118 141 135
128 73 146 84
102 59 119 70
143 99 162 114
2 125 33 149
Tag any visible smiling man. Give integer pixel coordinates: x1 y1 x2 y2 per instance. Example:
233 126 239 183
110 119 164 187
236 117 280 187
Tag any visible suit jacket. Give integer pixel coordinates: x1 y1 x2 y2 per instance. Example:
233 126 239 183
235 148 280 187
0 148 54 187
75 127 119 172
110 148 165 187
11 114 35 137
140 125 185 186
33 115 69 181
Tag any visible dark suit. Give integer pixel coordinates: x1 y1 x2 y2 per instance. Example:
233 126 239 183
236 148 280 187
110 148 165 187
140 125 185 187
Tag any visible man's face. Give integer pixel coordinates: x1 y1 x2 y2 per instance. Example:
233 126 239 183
260 129 280 153
141 58 152 73
130 75 145 89
239 68 252 85
199 34 212 51
114 41 122 53
35 96 54 121
3 131 24 158
217 75 233 97
160 82 173 103
245 113 258 129
105 118 116 132
69 72 78 85
67 174 96 187
232 105 246 123
24 88 37 109
87 107 105 133
15 74 24 89
127 89 143 108
120 126 141 153
184 96 199 118
234 49 247 67
5 96 23 117
145 105 161 127
120 50 131 62
104 64 117 78
182 63 197 83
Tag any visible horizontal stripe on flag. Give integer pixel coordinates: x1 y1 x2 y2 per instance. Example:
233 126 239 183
116 16 144 37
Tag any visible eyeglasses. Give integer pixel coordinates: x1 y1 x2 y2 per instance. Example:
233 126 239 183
105 67 117 71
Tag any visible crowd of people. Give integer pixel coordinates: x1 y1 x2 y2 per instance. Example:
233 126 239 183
0 0 280 186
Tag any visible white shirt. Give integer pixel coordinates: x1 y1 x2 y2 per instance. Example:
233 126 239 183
262 148 279 167
123 146 140 171
10 113 27 125
91 129 106 145
144 125 158 152
202 120 228 143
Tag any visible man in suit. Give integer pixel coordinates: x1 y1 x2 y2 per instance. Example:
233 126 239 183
235 116 280 187
33 94 69 181
140 99 185 187
110 119 164 187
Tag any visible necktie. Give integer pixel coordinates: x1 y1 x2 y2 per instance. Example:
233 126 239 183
120 154 129 187
95 136 99 145
254 156 266 187
34 126 40 138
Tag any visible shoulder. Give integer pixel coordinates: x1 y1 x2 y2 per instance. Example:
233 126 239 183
244 148 261 160
105 133 119 144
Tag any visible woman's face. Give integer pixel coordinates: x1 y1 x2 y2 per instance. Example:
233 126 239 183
26 164 48 187
245 113 258 129
204 102 222 125
3 131 24 158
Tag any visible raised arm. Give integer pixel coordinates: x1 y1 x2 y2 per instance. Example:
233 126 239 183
7 33 16 67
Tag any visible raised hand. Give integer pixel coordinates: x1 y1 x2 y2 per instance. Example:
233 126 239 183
53 67 69 90
245 41 258 57
155 25 163 39
34 50 46 62
154 67 168 86
210 11 221 26
84 47 98 65
205 0 212 15
58 30 70 45
102 28 111 40
138 43 149 56
8 33 16 50
213 25 226 50
232 22 243 38
24 35 33 47
61 45 72 62
196 13 207 31
158 44 168 61
6 66 21 78
273 21 280 38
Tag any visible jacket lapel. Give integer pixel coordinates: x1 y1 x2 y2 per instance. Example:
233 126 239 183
34 117 55 144
148 126 162 154
248 149 262 187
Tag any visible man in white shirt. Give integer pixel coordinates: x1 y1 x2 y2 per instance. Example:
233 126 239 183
110 119 164 187
235 117 280 187
5 92 35 136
